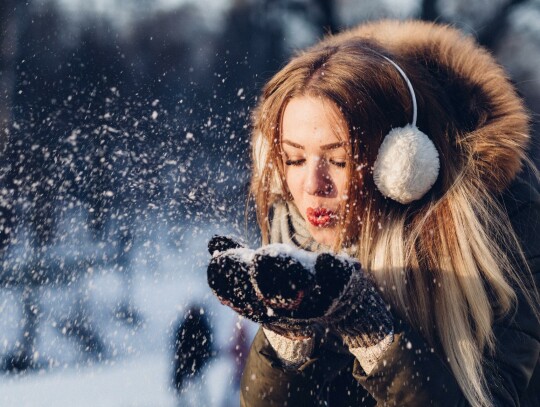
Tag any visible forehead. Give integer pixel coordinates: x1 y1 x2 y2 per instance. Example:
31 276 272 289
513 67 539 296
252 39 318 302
281 96 348 146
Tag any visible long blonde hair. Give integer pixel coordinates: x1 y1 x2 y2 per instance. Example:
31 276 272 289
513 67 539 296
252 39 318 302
250 21 539 407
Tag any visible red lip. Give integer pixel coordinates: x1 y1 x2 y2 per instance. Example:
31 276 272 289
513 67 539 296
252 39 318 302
306 207 337 227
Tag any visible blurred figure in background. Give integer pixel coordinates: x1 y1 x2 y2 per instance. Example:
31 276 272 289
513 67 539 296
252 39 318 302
171 304 214 406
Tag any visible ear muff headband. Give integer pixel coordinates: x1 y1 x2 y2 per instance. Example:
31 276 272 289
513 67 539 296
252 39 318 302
381 56 418 126
372 56 440 204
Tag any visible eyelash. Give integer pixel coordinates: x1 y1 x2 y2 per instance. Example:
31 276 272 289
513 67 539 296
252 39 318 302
285 159 347 168
285 159 304 166
331 160 347 168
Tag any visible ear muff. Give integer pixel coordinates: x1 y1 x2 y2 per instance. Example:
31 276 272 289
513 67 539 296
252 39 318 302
372 56 440 204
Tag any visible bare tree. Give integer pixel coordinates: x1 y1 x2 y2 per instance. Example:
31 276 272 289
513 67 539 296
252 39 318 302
0 0 19 150
476 0 528 49
418 0 529 50
313 0 338 34
420 0 440 21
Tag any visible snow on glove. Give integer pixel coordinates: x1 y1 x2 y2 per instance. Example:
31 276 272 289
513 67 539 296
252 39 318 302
250 245 394 350
206 236 314 338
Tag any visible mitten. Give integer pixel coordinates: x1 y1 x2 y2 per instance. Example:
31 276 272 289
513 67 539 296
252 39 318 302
207 236 314 338
250 246 394 351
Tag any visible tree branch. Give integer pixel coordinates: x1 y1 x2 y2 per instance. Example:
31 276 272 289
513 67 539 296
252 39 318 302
477 0 528 49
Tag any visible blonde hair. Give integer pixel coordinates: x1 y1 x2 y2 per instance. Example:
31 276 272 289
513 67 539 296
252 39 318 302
250 21 539 407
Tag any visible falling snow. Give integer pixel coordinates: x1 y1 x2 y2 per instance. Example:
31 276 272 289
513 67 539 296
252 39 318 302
1 0 539 406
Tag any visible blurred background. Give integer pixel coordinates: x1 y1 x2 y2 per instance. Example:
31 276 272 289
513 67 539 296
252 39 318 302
0 0 539 406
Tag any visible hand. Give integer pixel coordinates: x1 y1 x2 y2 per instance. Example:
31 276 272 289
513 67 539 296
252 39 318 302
206 236 314 337
207 237 393 347
207 234 244 254
251 247 394 349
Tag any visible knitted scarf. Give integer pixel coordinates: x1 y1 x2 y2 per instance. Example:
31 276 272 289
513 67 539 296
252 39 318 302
269 200 330 252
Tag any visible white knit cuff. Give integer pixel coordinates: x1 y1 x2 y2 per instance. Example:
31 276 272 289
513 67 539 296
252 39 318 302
263 328 315 369
349 331 394 374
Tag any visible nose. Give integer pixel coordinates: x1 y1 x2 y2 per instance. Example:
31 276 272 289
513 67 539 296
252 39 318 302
304 157 334 196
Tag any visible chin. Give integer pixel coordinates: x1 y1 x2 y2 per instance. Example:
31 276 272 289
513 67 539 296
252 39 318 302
309 226 338 247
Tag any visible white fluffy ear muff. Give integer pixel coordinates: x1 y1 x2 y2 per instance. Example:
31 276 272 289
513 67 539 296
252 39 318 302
372 56 440 204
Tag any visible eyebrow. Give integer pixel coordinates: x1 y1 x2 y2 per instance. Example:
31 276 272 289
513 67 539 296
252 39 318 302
282 140 346 151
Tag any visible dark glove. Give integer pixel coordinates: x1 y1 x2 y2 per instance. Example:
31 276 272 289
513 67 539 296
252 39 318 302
207 236 393 348
250 245 394 349
207 235 314 338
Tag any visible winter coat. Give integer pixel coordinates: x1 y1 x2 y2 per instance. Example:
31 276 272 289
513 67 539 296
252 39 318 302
239 173 540 406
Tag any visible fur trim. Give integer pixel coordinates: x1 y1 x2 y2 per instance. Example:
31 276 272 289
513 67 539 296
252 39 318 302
373 125 440 204
343 20 530 192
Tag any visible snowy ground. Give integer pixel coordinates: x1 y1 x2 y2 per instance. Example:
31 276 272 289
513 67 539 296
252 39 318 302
0 353 245 407
0 353 178 407
0 215 258 407
0 352 241 407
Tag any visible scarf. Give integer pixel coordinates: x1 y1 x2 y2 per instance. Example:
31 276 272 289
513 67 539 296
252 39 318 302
269 200 331 252
269 200 359 257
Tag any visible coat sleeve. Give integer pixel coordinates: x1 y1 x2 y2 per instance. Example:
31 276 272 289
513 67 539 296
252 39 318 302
240 328 372 406
352 199 540 406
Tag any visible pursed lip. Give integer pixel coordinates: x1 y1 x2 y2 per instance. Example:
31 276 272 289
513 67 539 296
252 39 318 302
306 207 337 227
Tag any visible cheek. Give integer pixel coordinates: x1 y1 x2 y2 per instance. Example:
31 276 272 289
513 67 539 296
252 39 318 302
332 170 349 197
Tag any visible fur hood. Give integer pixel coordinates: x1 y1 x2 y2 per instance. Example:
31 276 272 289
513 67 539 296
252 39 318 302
336 19 530 193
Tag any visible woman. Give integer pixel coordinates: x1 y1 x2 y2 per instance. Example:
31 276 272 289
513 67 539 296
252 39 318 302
207 20 540 406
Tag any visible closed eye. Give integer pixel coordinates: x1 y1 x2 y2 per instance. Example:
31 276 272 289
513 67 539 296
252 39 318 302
285 159 305 166
329 159 347 168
